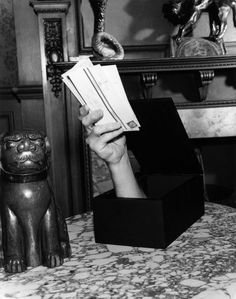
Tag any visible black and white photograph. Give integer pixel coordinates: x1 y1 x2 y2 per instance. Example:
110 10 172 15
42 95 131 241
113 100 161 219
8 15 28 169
2 0 236 298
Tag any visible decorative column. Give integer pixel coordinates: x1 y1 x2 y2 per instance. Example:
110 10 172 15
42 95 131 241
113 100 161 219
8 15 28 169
30 1 70 94
30 1 73 216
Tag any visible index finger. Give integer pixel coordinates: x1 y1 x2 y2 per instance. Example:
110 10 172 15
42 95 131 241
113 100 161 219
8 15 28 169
78 105 90 120
81 109 104 127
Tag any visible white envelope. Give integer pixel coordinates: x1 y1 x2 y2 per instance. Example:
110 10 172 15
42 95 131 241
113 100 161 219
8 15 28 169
62 57 94 105
62 58 140 131
85 65 140 130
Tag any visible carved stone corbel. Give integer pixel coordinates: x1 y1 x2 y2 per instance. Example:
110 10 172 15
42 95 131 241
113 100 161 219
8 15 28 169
196 70 215 101
141 73 158 99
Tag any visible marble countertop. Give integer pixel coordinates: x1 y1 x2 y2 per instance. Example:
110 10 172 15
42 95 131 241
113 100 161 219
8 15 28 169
1 202 236 299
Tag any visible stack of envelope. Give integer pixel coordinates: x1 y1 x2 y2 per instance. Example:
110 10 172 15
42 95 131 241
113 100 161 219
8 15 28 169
62 58 140 131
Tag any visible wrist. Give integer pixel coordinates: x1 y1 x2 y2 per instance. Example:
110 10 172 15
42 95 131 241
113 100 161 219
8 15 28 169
107 148 130 174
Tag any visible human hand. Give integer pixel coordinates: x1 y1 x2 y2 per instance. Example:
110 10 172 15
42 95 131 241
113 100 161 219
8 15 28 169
79 105 127 165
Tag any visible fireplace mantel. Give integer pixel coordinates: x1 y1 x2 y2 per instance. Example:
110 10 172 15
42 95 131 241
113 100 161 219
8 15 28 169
55 55 236 73
54 58 236 138
54 55 236 106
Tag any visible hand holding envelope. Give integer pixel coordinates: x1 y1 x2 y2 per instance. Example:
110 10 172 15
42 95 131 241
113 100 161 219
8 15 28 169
62 58 140 131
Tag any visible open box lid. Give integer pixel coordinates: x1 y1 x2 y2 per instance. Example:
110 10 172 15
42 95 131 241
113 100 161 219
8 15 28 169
126 98 202 175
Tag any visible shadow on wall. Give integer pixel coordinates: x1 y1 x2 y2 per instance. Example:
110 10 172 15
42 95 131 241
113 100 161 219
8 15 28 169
123 0 175 45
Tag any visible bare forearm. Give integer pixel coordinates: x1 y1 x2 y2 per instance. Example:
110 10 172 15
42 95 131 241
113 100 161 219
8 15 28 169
107 149 146 198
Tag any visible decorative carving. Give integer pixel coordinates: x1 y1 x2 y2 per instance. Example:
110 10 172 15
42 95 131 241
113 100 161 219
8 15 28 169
196 69 215 101
141 73 158 99
162 0 236 46
162 0 228 101
44 19 64 97
30 2 71 97
89 0 124 60
0 129 71 273
171 37 225 58
30 1 71 14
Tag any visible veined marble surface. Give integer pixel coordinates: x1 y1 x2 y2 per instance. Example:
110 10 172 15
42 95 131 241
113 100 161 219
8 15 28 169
178 106 236 138
1 202 236 298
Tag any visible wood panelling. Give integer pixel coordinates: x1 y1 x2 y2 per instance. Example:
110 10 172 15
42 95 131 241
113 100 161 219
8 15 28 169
0 112 15 133
13 0 42 85
0 87 22 133
0 85 44 133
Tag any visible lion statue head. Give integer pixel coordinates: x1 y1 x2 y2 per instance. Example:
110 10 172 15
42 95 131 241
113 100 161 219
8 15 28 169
0 129 51 175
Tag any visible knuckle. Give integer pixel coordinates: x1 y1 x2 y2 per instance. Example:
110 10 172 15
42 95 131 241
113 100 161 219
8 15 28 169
85 137 91 146
93 126 100 135
85 136 95 148
81 117 89 127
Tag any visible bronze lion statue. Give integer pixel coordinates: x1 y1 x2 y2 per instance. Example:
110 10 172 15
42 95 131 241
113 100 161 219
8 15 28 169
163 0 236 43
0 129 71 273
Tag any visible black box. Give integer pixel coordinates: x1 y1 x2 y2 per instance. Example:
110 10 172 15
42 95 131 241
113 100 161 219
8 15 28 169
93 98 205 249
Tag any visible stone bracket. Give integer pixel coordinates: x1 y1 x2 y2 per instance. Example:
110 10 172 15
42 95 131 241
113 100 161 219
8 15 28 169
196 69 215 101
141 73 158 99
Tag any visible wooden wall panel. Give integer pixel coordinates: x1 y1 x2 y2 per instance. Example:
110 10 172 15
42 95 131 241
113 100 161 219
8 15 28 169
0 112 15 133
0 86 44 134
0 88 22 133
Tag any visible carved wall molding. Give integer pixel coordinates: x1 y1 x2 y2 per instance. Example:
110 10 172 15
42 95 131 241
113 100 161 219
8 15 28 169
44 18 64 97
30 1 71 14
30 1 70 97
0 85 43 100
175 99 236 109
55 55 236 74
116 56 236 73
